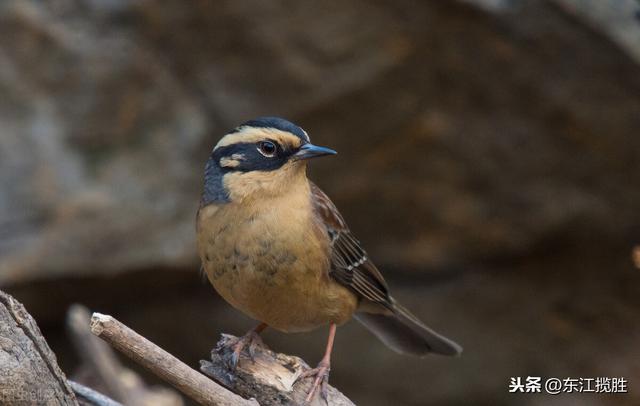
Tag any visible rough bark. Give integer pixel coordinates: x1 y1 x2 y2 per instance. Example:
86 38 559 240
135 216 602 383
201 334 355 406
0 290 77 405
89 312 355 405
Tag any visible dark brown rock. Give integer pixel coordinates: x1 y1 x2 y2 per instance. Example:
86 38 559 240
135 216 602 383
1 0 640 284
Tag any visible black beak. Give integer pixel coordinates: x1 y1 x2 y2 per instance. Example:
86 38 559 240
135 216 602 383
292 143 337 161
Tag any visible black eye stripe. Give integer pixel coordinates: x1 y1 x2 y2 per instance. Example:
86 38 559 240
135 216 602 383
213 142 295 172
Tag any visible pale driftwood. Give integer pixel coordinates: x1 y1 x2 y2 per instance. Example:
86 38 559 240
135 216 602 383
90 313 258 406
200 334 355 406
0 290 78 405
67 305 183 406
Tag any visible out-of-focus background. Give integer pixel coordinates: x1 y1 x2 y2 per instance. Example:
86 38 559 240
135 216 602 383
2 0 640 405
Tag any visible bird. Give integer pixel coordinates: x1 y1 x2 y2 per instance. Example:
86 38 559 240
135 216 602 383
196 117 461 402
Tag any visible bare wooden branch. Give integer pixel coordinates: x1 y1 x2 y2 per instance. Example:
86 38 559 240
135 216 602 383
0 289 78 405
90 313 257 406
67 305 183 406
68 305 132 404
201 334 355 406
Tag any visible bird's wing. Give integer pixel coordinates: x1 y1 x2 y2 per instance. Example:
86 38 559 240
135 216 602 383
310 182 462 357
310 182 392 308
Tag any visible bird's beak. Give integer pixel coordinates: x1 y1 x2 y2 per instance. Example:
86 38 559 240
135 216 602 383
292 143 337 161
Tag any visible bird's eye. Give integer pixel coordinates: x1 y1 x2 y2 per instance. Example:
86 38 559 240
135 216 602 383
257 141 277 157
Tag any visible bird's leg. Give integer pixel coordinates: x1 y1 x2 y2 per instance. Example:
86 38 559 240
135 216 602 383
228 322 268 367
296 323 336 403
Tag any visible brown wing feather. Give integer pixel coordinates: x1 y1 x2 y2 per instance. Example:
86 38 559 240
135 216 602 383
310 182 463 357
310 182 392 308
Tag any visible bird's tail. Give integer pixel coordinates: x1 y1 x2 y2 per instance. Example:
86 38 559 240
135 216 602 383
354 300 462 357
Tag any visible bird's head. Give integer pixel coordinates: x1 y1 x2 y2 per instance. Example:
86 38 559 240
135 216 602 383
202 117 336 205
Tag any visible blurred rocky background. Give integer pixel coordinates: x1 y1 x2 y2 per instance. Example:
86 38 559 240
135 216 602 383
2 0 640 405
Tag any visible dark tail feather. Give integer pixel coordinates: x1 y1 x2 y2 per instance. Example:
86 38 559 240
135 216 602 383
354 301 462 357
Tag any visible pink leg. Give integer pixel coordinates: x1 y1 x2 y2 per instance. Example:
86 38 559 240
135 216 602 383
297 323 336 403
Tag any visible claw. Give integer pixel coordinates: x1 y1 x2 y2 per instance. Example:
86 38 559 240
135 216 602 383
320 377 329 402
223 325 267 369
248 334 264 363
295 361 331 404
229 348 240 368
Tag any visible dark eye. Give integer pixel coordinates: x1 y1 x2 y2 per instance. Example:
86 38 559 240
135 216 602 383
257 141 277 157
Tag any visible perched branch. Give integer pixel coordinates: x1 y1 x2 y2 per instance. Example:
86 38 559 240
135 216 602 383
201 334 355 406
90 313 257 406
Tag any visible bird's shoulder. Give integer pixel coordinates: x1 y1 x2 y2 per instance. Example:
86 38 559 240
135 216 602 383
309 182 392 307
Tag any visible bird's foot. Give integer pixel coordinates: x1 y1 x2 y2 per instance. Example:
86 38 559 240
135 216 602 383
226 330 265 368
296 360 330 404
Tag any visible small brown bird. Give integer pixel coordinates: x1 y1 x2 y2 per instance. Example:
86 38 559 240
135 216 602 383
197 117 461 402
